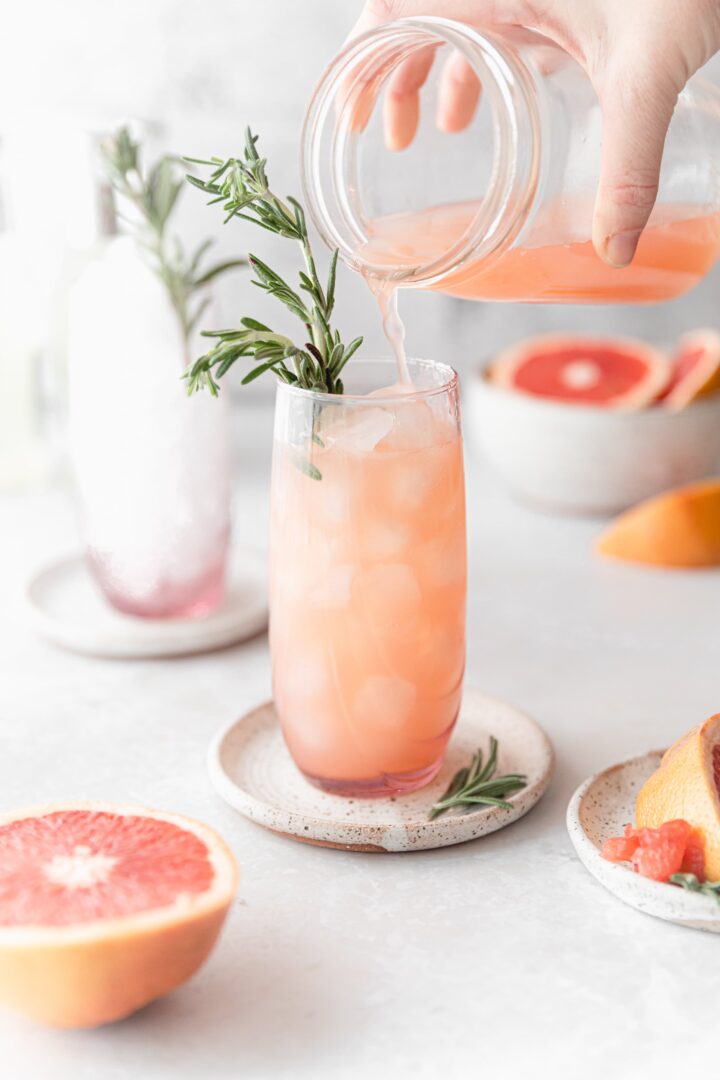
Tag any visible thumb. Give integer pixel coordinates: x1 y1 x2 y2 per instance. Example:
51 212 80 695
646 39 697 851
592 70 679 267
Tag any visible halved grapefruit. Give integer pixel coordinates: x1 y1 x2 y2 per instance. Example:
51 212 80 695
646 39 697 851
0 802 238 1027
487 334 669 408
596 479 720 567
659 329 720 410
636 715 720 881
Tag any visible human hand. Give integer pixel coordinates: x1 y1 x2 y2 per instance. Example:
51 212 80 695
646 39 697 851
348 0 720 266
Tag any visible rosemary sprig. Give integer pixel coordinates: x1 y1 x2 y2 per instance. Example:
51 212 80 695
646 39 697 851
670 873 720 905
429 737 527 820
101 127 246 346
182 128 362 397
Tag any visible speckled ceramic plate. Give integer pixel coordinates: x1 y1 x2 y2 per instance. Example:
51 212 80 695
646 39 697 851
208 689 554 852
567 752 720 933
25 549 267 659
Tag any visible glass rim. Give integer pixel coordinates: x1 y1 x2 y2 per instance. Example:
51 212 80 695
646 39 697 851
300 16 540 285
275 357 459 405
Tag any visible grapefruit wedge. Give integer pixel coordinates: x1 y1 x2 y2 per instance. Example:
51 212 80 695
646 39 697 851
487 334 670 409
636 715 720 880
660 329 720 410
596 479 720 568
0 802 238 1028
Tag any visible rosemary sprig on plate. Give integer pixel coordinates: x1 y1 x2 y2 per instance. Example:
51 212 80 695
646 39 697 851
429 737 527 821
101 127 246 345
670 873 720 905
182 128 362 397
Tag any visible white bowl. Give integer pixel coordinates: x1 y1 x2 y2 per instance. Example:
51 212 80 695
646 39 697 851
466 377 720 515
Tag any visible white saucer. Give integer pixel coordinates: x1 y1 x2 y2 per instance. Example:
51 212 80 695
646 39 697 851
25 550 268 659
208 689 554 852
567 751 720 933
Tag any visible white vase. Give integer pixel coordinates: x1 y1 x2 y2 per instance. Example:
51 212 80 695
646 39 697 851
67 237 231 618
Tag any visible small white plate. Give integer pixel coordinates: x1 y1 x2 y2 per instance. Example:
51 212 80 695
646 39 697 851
208 689 554 852
567 751 720 932
25 550 268 659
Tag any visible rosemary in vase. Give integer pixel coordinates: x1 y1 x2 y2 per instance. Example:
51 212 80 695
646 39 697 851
101 127 246 346
182 128 363 397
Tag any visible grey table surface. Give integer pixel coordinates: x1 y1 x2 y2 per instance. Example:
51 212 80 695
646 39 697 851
2 401 719 1079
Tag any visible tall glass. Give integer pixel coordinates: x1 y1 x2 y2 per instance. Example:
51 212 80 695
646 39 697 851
270 359 466 797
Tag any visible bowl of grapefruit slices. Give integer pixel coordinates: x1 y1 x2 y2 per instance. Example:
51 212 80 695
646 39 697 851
468 330 720 514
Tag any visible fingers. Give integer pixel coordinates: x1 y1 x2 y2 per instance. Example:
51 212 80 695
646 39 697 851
436 49 482 133
383 45 437 149
347 0 523 39
383 46 482 149
592 70 678 266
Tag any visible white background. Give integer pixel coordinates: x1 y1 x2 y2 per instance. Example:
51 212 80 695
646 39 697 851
2 4 720 1077
2 0 720 388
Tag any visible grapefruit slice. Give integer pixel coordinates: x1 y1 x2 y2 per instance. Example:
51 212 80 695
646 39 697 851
487 334 669 408
0 802 237 1027
660 329 720 410
636 715 720 880
600 819 706 882
596 479 720 567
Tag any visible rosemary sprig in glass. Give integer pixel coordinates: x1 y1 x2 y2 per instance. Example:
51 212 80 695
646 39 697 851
182 128 362 397
429 737 527 820
101 127 246 345
670 873 720 905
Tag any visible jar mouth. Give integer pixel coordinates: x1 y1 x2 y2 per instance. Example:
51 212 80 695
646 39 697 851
301 16 540 287
275 357 458 405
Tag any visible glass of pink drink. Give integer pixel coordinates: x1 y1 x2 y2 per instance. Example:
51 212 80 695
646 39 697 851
270 359 466 797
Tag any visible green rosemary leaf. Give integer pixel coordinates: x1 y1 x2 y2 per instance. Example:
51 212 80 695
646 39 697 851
428 767 469 821
295 457 323 481
241 317 271 332
193 259 247 287
326 249 338 315
182 128 363 396
428 739 528 820
189 238 215 275
241 360 283 384
670 873 720 904
333 336 363 376
102 126 245 345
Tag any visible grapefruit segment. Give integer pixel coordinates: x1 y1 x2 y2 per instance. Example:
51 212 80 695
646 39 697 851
0 803 238 1028
636 714 720 881
595 479 720 567
600 819 704 883
487 334 670 408
660 329 720 409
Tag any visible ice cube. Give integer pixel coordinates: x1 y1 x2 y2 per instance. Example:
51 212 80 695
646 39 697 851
382 458 436 510
353 675 417 730
353 563 421 630
361 521 411 559
282 647 329 700
382 400 436 451
419 535 467 586
317 479 347 524
309 563 355 609
325 407 395 453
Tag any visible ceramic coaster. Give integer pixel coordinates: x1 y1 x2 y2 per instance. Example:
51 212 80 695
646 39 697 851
25 549 267 659
207 689 554 852
567 752 720 933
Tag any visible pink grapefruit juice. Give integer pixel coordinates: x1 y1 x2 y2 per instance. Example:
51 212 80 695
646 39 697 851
364 201 720 303
269 382 466 797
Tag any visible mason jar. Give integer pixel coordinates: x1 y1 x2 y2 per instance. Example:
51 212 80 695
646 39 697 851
301 17 720 303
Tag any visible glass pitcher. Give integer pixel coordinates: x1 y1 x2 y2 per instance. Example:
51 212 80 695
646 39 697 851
301 17 720 303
